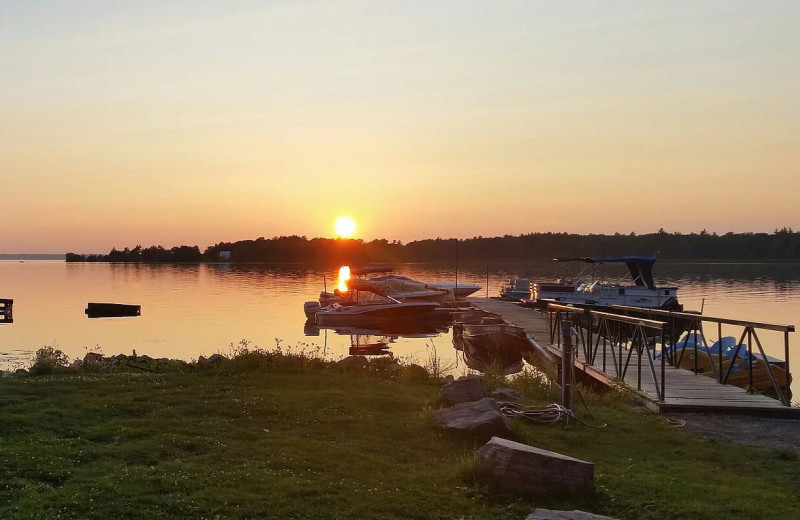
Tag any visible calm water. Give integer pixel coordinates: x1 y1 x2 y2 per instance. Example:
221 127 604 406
2 261 799 381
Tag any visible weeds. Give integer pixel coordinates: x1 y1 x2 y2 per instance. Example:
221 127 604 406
28 346 70 375
422 340 458 378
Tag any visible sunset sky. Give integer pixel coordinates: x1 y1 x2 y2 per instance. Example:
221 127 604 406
2 1 799 253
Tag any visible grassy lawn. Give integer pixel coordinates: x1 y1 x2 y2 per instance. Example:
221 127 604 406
1 353 799 519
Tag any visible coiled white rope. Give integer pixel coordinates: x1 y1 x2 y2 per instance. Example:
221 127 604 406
499 402 607 428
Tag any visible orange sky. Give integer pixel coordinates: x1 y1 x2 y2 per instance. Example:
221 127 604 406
2 1 799 253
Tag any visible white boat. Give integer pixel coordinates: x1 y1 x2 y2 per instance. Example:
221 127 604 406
499 278 532 301
532 256 681 310
305 281 440 326
423 281 481 299
320 266 455 305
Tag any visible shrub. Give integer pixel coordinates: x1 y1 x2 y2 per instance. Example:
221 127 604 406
29 346 70 375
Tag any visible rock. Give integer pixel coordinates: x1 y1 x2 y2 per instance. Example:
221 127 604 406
83 352 103 365
156 358 171 364
197 356 207 364
527 509 616 520
15 368 28 375
475 437 595 497
402 363 429 380
206 353 226 364
136 354 154 364
442 374 455 384
114 354 127 362
441 375 486 406
1 370 13 377
68 359 82 369
490 386 523 404
336 355 368 371
432 398 516 442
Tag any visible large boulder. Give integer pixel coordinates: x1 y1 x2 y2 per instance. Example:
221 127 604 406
527 509 616 520
475 437 595 497
490 386 523 404
336 355 369 372
402 363 429 380
441 375 486 406
432 398 516 442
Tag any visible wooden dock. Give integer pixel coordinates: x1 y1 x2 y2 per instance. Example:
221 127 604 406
469 298 800 418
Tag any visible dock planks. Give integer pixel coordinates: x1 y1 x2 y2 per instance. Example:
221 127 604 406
468 298 800 417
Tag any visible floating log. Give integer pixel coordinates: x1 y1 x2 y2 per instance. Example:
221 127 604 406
0 298 12 323
85 302 141 318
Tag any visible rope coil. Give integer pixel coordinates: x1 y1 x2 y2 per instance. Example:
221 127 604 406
499 402 607 428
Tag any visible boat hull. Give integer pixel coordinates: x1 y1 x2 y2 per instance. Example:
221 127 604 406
312 302 440 326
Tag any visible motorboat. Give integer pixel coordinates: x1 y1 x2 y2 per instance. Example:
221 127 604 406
452 315 553 374
499 278 532 301
304 299 439 326
320 266 455 305
423 281 481 299
531 256 681 310
305 280 440 326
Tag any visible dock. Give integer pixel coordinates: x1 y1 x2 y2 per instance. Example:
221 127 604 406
469 298 800 418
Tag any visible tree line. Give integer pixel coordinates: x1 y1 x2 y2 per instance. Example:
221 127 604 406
65 228 800 264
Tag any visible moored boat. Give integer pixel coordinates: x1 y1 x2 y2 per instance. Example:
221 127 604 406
320 266 455 305
499 278 532 301
532 256 681 310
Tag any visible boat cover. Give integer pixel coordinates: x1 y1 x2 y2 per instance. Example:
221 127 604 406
554 256 657 289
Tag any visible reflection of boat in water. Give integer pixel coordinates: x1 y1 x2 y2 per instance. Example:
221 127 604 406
304 320 444 357
531 256 681 311
304 321 446 338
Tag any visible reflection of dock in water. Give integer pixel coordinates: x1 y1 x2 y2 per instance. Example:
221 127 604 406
468 298 800 418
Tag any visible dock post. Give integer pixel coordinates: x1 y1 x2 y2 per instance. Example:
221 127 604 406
561 318 574 413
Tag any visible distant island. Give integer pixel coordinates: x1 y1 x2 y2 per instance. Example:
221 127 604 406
64 228 800 263
1 254 65 261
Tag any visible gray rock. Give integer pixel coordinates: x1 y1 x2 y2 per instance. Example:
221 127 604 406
527 509 616 520
490 386 523 404
114 354 127 362
475 437 595 497
403 363 429 380
432 398 516 442
15 368 28 375
197 353 226 365
1 370 13 377
136 354 154 364
441 375 486 406
336 355 369 371
83 352 103 365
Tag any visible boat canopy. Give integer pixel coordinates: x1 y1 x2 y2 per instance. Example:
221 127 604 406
554 256 658 289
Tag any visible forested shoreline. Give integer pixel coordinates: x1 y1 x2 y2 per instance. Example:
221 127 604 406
64 228 800 264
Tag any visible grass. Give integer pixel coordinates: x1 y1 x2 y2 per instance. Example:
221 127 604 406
1 352 799 519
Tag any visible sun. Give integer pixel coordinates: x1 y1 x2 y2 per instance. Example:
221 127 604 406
334 216 357 238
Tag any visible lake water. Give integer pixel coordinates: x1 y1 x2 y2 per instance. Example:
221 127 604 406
2 261 799 386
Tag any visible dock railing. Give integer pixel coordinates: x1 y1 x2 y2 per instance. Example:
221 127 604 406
610 305 795 406
547 303 668 401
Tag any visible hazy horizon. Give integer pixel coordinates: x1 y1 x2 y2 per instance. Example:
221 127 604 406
3 1 799 253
